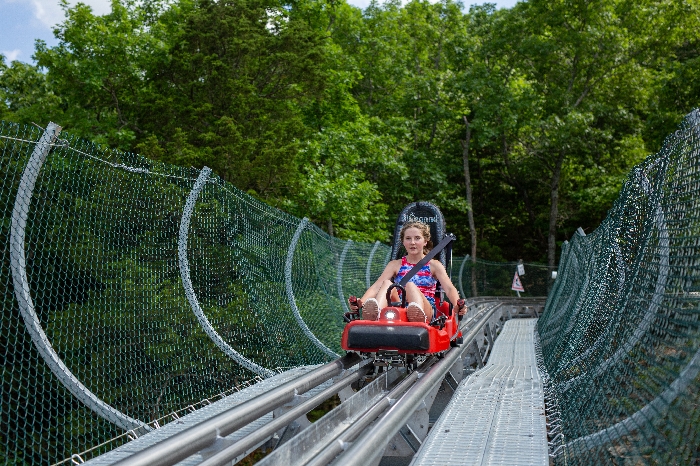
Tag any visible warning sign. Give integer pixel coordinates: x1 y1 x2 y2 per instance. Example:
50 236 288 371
511 271 525 292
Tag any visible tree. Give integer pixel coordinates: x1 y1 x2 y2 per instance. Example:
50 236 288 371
0 55 62 124
34 0 330 201
500 0 677 268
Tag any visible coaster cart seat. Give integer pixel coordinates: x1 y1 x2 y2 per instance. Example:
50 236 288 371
340 202 463 366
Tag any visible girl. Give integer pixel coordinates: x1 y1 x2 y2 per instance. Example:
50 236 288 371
349 221 465 322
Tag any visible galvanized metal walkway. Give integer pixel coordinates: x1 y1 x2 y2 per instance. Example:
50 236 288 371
411 318 548 466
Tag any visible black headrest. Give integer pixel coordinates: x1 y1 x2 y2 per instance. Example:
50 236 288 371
390 201 448 266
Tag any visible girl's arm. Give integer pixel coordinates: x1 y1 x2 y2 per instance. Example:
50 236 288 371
430 260 466 315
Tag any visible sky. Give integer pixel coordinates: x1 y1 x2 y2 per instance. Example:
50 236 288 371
1 0 518 64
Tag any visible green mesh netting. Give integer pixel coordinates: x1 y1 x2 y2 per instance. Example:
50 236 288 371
450 256 552 298
0 119 551 465
0 121 390 464
538 109 700 464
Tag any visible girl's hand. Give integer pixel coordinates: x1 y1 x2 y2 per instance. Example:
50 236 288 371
456 299 467 316
348 296 363 312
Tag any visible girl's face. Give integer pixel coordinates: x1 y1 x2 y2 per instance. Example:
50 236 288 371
402 227 427 255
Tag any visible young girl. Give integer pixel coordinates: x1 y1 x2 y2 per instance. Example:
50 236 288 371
349 221 465 322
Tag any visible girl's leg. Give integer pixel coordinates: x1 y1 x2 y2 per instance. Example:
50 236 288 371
363 279 393 321
405 283 433 322
373 280 394 309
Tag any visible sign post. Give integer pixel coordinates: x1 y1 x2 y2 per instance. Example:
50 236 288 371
512 270 525 297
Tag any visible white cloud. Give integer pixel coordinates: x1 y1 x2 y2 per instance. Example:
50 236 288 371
2 49 22 62
4 0 113 27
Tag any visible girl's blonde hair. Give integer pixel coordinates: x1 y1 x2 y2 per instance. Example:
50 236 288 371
400 221 433 254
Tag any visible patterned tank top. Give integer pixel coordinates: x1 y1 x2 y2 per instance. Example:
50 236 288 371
395 256 437 301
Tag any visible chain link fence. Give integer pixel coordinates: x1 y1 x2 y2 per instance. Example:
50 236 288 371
0 121 390 464
538 109 700 464
1 120 536 465
450 256 552 298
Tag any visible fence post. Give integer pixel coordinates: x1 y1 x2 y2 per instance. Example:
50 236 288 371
285 218 339 359
337 240 353 315
365 241 381 289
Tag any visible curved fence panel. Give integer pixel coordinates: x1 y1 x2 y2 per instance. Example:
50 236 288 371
539 109 700 464
0 121 388 464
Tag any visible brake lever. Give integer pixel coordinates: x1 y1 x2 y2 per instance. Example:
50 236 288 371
457 299 466 322
348 295 362 311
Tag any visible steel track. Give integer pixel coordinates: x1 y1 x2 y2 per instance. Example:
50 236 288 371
101 298 543 466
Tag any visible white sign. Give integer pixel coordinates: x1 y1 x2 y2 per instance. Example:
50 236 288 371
517 263 525 276
511 271 525 292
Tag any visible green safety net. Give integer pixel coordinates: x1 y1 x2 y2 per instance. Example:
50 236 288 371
0 120 392 465
1 120 535 465
450 256 552 298
538 109 700 464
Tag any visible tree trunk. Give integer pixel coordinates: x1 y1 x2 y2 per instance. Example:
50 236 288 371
328 218 334 237
548 154 565 271
462 116 478 297
501 135 537 227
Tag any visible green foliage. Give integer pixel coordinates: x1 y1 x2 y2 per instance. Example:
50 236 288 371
0 56 62 124
289 117 396 242
1 0 698 253
1 0 700 461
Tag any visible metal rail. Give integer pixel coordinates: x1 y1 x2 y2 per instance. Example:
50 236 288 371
303 359 433 466
110 354 361 466
197 363 372 466
331 303 502 466
256 366 401 466
187 301 497 466
88 298 536 466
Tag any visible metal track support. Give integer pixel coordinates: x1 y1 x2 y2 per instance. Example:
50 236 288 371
110 354 360 466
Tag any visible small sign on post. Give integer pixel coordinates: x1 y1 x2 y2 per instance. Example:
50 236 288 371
512 271 525 297
517 263 525 276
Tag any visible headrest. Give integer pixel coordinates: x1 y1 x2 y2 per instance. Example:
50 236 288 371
390 201 448 266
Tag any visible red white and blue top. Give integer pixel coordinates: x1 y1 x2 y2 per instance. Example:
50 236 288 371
395 256 437 307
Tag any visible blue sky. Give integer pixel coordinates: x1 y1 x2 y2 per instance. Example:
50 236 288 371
1 0 518 64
